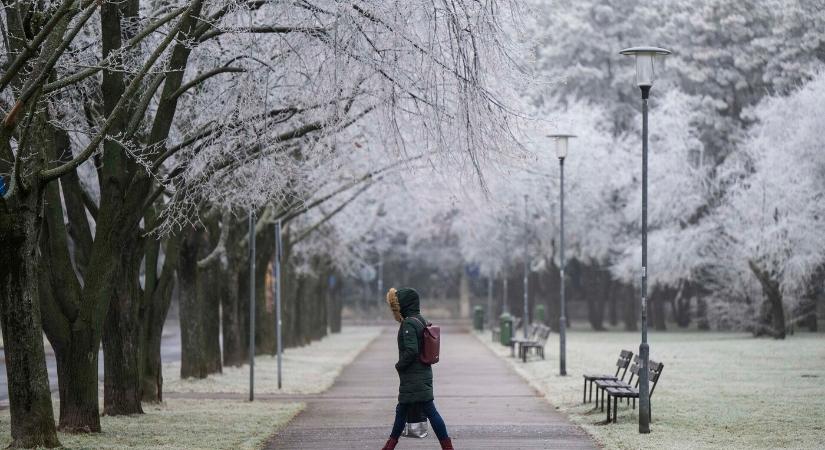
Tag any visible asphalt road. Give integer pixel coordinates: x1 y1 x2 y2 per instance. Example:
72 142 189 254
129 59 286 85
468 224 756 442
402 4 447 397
0 320 182 409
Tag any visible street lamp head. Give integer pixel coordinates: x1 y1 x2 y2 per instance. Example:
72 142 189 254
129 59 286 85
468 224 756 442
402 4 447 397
547 134 576 159
619 46 671 88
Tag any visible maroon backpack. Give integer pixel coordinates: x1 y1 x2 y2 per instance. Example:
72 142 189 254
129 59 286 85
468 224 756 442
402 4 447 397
413 317 440 365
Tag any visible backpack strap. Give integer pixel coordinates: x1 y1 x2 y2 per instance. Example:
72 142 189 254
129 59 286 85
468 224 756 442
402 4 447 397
412 315 429 328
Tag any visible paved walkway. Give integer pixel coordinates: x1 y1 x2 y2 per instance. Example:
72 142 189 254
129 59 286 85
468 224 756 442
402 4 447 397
266 325 596 449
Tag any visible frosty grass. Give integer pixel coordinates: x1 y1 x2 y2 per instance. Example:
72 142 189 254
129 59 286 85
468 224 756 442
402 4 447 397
0 400 302 449
479 328 825 450
164 326 382 394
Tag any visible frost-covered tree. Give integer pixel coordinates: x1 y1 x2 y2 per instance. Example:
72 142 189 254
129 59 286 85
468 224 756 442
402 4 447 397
700 72 825 337
1 0 533 443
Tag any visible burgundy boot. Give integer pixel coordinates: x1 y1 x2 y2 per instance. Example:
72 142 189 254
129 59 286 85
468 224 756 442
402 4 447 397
381 437 399 450
439 437 455 449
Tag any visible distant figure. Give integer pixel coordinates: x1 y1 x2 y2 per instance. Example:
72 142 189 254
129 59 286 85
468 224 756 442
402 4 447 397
381 287 453 450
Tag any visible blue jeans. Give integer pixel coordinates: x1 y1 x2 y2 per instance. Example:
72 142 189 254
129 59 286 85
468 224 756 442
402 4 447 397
390 400 449 440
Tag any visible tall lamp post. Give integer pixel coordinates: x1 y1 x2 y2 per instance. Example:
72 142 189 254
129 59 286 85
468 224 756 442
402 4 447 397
523 194 529 339
248 210 256 401
377 252 384 312
548 134 575 377
502 215 511 315
619 46 670 434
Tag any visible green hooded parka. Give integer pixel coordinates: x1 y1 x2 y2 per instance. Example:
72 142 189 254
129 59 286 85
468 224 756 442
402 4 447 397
394 288 433 404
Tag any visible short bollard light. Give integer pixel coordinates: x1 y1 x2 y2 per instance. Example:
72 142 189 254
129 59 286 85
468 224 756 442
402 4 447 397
499 312 513 346
473 306 485 332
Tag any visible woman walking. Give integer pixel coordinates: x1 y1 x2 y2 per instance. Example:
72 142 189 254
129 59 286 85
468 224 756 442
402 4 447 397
382 288 454 450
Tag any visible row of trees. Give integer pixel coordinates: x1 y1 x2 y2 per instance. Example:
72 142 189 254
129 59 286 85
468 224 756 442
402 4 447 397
326 0 825 337
0 0 530 447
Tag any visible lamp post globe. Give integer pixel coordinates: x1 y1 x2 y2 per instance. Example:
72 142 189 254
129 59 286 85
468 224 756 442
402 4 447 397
547 134 575 376
619 46 671 89
620 45 670 435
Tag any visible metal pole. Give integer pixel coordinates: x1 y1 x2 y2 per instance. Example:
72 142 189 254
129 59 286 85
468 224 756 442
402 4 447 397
377 252 384 309
248 210 256 402
639 85 651 433
274 220 283 390
523 194 529 338
502 277 509 314
559 156 567 376
487 276 493 327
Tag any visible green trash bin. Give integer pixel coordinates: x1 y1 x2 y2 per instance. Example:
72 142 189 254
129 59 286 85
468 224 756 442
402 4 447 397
499 313 513 346
535 304 546 325
473 306 485 331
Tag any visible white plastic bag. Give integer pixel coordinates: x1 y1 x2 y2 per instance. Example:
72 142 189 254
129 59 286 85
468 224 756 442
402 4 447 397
402 421 429 438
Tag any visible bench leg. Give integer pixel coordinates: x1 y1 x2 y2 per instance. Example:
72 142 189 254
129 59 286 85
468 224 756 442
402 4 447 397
613 396 618 423
583 380 587 404
605 394 610 422
632 397 635 410
607 394 613 423
589 382 593 403
600 388 604 412
522 347 527 363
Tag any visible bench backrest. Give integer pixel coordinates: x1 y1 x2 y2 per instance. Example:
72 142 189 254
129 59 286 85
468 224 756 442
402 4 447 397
614 350 634 380
627 355 640 386
648 360 665 396
536 325 552 345
627 357 664 396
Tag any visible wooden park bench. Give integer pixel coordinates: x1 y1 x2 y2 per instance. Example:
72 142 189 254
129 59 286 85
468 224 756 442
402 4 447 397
594 355 639 411
508 322 539 356
605 359 665 424
582 349 634 404
519 324 551 362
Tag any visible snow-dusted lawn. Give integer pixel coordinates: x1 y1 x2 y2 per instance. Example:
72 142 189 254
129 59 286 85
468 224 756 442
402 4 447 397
0 399 302 449
479 328 825 449
165 326 382 394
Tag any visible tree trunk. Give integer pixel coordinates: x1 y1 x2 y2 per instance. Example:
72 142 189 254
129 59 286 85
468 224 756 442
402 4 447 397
0 199 61 448
671 283 692 328
102 239 144 415
329 271 342 333
222 264 247 366
804 304 818 332
40 170 120 433
652 289 667 331
623 283 638 331
54 331 101 432
140 237 180 403
585 264 606 330
254 231 276 355
608 277 618 326
748 261 786 339
203 264 223 373
140 306 167 402
696 297 710 330
310 260 330 342
179 229 211 378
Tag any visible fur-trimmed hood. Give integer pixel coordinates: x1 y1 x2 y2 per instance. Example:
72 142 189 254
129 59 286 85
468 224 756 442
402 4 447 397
386 287 420 322
386 288 403 322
